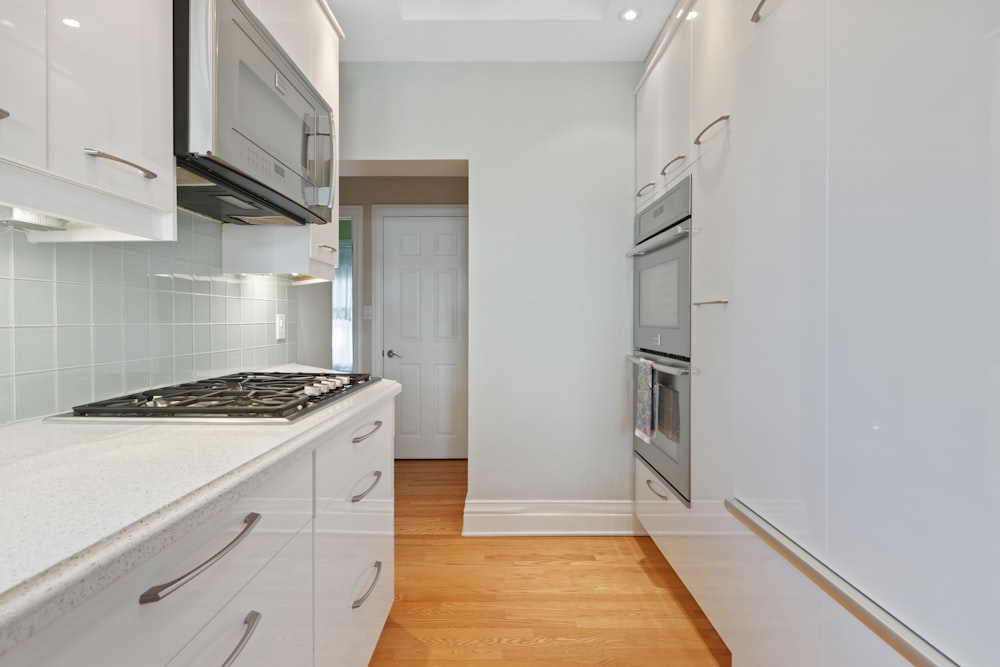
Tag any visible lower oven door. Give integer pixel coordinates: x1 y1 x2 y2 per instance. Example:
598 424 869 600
633 356 691 503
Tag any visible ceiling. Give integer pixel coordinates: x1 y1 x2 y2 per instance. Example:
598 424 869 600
326 0 677 63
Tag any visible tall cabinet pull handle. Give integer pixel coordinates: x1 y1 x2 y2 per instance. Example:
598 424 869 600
220 611 262 667
659 155 686 175
751 0 768 23
693 114 731 145
636 181 656 197
139 513 262 604
646 479 672 501
352 420 383 444
0 108 10 120
83 148 157 179
352 561 383 609
351 470 383 503
693 299 730 306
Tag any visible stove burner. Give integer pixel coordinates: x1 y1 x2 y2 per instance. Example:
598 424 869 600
70 372 377 421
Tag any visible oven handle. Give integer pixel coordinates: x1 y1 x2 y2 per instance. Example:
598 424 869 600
627 225 690 257
627 355 697 376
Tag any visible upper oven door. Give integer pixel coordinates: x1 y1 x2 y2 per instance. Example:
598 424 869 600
186 0 332 208
632 226 691 358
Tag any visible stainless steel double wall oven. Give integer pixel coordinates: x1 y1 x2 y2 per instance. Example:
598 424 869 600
629 176 693 503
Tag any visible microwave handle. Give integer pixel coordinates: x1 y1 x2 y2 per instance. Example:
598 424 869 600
307 112 336 208
627 225 690 257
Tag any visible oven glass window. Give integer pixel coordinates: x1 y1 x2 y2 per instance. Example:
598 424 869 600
655 383 681 445
638 259 679 329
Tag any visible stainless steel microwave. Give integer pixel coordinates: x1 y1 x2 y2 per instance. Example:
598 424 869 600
173 0 335 225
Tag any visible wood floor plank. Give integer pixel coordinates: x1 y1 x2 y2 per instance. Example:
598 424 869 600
369 460 731 666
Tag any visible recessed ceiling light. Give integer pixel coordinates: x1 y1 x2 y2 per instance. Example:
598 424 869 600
62 18 81 28
619 8 640 21
685 10 699 20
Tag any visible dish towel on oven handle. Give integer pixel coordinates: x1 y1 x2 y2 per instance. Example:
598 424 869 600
634 358 654 444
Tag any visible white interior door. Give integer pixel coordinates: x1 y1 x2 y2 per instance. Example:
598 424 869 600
376 206 468 459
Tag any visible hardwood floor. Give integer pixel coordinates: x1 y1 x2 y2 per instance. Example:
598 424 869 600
370 459 731 666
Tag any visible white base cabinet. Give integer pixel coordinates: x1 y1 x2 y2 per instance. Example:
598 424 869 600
0 394 396 667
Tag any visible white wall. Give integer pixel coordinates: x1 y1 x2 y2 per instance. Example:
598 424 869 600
339 62 639 532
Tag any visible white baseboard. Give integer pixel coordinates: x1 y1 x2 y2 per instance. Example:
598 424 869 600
461 500 642 536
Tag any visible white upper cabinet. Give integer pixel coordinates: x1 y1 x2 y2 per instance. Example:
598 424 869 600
0 0 176 242
46 0 174 212
689 0 738 157
656 17 692 192
0 0 46 168
634 67 662 211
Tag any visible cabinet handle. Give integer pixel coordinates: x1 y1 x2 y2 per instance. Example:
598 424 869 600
646 479 672 501
352 420 383 444
351 470 383 503
636 181 656 198
139 512 262 604
659 155 686 175
750 0 768 23
693 299 730 306
220 611 262 667
83 148 157 179
351 561 383 609
0 108 9 120
317 244 338 253
693 114 731 145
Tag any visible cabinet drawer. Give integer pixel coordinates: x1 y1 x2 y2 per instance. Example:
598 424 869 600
315 402 394 512
0 455 312 667
164 529 313 667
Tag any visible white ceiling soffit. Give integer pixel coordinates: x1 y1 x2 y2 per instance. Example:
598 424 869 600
326 0 677 62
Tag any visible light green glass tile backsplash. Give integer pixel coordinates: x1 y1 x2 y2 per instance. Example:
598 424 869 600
0 210 298 423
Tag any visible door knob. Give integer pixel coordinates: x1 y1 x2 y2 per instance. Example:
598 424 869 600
386 349 403 358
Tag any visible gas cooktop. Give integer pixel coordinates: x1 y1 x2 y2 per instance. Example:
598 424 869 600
50 372 379 424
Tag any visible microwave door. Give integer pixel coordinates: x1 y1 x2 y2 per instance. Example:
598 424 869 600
214 3 323 203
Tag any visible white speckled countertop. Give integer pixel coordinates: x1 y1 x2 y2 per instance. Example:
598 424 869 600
0 365 400 657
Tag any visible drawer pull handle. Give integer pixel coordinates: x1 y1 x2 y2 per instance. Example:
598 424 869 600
352 561 383 609
693 114 731 145
83 147 157 179
0 108 10 120
220 610 262 667
636 181 656 198
318 244 338 253
750 0 768 23
659 154 686 175
646 479 672 501
352 420 383 444
351 470 383 503
139 512 262 604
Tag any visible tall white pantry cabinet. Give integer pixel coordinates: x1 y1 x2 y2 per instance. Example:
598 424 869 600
634 0 1000 665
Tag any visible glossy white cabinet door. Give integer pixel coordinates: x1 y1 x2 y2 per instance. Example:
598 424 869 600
635 67 662 212
0 0 45 168
827 2 1000 664
164 529 314 667
46 0 174 212
728 0 828 554
656 17 692 192
689 0 738 158
315 403 395 667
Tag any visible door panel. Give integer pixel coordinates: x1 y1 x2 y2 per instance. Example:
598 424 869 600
381 209 468 459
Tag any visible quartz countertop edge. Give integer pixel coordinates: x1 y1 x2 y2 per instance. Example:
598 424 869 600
0 371 401 658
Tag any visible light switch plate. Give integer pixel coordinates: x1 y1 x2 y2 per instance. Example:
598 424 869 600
275 313 286 342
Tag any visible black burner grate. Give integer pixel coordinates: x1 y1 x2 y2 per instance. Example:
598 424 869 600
71 372 376 420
